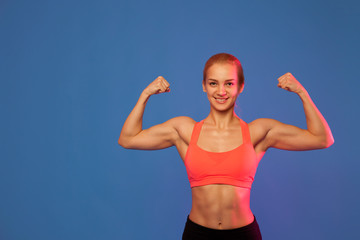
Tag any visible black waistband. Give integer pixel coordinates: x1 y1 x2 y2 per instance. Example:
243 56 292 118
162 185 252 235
186 214 259 233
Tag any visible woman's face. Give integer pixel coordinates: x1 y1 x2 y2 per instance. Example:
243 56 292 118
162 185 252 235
202 63 244 111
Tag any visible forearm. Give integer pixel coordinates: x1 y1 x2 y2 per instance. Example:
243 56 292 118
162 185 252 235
297 88 334 146
118 90 151 145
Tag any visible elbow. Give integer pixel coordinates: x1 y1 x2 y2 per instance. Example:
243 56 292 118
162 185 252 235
319 135 335 149
118 138 124 147
118 137 131 149
326 136 335 148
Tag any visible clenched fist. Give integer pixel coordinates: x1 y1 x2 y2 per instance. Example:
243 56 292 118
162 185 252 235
143 76 171 96
277 72 304 94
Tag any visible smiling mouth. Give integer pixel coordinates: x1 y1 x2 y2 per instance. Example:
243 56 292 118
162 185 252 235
214 97 229 103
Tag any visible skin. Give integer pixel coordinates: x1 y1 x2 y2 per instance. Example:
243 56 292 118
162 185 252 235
118 63 334 229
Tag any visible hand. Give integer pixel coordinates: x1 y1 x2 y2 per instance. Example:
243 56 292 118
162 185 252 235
277 72 304 94
143 76 171 96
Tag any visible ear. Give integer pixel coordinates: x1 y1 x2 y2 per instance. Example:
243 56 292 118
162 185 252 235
238 83 244 95
202 81 207 92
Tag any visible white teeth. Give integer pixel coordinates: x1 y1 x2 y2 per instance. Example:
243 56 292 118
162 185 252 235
215 98 228 102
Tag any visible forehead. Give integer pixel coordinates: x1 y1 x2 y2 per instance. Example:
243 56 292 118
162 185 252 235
206 63 237 80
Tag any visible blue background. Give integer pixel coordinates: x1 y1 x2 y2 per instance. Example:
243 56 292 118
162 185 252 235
1 0 359 239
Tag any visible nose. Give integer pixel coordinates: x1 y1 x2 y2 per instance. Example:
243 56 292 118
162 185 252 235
218 85 226 95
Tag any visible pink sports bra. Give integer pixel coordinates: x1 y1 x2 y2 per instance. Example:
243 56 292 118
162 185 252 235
184 118 259 189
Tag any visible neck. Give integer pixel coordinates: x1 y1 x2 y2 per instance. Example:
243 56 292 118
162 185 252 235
205 108 240 129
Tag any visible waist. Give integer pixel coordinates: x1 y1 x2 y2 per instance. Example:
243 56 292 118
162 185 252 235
190 184 253 229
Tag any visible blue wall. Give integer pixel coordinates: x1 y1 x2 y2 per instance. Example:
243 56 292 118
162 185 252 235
1 0 359 239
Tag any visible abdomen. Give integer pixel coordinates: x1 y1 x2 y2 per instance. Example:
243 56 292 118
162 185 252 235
189 184 254 229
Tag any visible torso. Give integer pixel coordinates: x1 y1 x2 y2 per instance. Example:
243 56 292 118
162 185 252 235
173 116 266 229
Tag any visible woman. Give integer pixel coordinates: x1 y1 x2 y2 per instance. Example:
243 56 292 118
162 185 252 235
118 53 334 240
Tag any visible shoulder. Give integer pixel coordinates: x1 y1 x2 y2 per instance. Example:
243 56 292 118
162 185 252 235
168 116 196 133
166 116 196 128
167 116 197 145
247 118 280 148
168 116 196 124
248 118 280 130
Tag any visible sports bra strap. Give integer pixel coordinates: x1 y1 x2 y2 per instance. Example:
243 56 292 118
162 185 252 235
189 120 204 146
239 119 252 144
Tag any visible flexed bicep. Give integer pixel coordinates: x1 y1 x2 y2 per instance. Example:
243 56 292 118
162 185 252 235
121 118 179 150
265 119 326 150
118 75 174 150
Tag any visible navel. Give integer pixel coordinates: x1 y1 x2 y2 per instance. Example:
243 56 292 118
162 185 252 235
217 216 222 229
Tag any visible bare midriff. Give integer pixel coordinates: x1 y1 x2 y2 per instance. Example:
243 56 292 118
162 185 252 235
189 184 254 230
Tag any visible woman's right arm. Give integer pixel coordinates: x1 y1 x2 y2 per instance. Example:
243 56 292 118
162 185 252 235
118 76 179 150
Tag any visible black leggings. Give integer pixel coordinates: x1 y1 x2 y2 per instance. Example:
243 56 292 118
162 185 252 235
182 215 262 240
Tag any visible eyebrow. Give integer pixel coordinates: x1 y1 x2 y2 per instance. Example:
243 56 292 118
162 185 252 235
208 79 235 82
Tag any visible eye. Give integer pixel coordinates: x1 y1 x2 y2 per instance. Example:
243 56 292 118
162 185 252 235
209 82 216 86
226 82 234 86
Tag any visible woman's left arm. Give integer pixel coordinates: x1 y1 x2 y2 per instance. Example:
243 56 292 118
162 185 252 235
257 72 334 151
